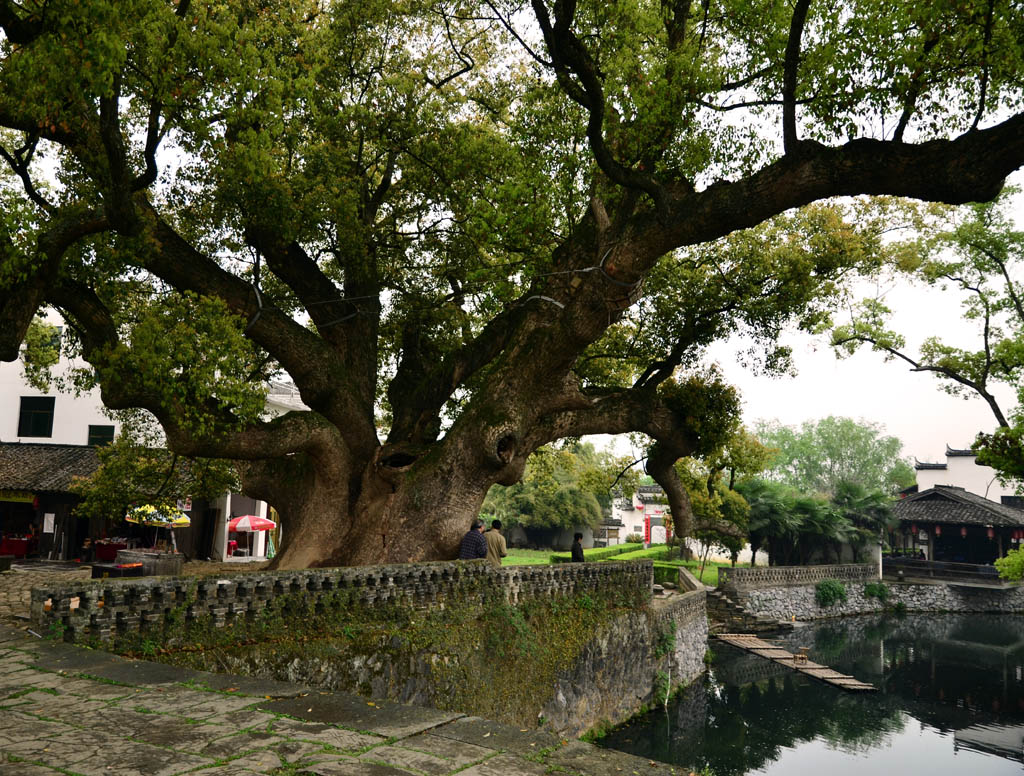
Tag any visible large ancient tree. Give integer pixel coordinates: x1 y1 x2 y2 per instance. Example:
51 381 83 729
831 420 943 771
0 0 1022 568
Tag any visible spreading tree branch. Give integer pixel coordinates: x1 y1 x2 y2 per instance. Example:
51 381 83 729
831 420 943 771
782 0 812 153
832 333 1010 427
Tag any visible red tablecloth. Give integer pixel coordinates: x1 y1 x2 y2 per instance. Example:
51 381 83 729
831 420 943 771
0 538 29 558
94 542 128 562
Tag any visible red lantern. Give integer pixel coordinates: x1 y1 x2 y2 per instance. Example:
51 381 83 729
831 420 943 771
961 526 968 538
987 527 995 539
911 523 918 535
934 525 941 537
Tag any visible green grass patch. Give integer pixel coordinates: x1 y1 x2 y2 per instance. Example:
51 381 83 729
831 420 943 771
550 543 644 563
652 560 720 586
502 548 556 566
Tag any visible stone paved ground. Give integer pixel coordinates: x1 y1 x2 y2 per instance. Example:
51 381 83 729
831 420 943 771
0 624 688 776
0 566 690 775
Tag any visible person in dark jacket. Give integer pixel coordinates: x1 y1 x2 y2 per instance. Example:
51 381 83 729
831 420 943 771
459 519 487 560
571 532 585 562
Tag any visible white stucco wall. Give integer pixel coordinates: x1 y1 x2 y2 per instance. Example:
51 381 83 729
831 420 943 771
0 317 121 446
916 451 1019 500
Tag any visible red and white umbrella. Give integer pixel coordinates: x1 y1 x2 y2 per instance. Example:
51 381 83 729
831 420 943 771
228 514 277 532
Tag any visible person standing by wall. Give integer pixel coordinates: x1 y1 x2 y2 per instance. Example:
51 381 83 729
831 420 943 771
485 519 507 567
458 519 487 560
571 532 585 562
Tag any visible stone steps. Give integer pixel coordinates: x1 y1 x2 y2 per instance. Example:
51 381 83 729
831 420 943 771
707 589 793 633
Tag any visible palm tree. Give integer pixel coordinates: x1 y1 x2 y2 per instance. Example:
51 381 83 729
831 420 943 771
737 479 801 566
792 495 850 564
830 480 896 562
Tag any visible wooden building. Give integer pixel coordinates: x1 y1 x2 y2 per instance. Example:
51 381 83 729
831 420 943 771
892 485 1024 564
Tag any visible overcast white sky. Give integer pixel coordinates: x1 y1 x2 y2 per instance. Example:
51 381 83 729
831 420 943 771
595 172 1024 467
705 171 1024 464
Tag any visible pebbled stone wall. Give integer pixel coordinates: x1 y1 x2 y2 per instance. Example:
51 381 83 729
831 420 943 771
740 583 885 620
544 589 707 734
30 559 652 644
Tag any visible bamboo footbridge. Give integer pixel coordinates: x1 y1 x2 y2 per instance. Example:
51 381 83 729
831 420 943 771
714 633 876 692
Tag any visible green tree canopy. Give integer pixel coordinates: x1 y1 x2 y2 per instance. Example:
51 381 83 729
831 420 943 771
756 416 915 496
0 0 1021 567
71 411 239 525
481 442 637 532
675 427 773 566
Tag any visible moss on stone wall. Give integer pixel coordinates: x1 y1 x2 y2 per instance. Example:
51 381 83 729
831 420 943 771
105 584 650 729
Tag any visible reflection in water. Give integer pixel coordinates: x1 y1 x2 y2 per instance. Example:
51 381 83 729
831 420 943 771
600 614 1024 775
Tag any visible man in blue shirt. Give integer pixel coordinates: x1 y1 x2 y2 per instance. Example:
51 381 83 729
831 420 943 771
459 519 487 560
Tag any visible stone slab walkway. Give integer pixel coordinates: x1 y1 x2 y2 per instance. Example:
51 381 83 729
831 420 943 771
0 623 688 775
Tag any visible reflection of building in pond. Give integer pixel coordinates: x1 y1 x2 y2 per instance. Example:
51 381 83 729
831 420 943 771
955 723 1024 762
712 651 793 688
874 614 1024 732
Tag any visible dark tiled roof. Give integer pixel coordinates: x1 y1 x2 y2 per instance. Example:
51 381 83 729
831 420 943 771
946 445 976 457
0 443 99 493
636 485 667 503
893 485 1024 528
914 459 947 470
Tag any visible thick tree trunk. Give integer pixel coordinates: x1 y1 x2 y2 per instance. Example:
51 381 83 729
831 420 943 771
241 444 494 569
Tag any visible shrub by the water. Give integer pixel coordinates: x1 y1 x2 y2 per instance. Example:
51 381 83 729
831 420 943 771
863 581 890 602
996 548 1024 581
815 579 848 607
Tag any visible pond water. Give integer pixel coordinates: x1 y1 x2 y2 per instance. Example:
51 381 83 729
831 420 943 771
600 614 1024 775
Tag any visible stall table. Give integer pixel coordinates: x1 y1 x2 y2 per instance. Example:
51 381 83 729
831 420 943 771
0 538 31 558
94 542 128 562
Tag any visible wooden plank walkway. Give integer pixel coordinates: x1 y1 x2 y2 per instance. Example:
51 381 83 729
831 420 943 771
714 633 876 692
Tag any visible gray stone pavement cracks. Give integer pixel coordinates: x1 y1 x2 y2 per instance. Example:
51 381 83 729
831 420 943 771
0 624 686 776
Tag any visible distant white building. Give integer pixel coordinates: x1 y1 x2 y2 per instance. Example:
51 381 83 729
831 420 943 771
611 485 674 544
914 445 1020 501
611 484 767 564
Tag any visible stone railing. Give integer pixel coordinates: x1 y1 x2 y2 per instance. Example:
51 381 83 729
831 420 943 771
676 566 704 592
30 559 653 645
718 563 877 592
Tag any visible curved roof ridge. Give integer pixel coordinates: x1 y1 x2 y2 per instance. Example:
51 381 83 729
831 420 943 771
945 444 976 457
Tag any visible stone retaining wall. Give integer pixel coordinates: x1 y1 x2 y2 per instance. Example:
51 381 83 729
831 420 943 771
30 559 652 645
28 559 709 735
555 588 707 733
739 578 1024 620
